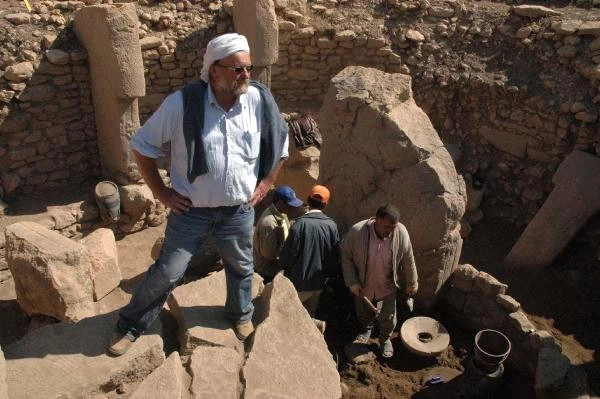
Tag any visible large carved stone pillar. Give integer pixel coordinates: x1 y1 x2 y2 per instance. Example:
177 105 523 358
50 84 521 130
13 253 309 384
318 66 467 308
233 0 278 87
73 4 145 183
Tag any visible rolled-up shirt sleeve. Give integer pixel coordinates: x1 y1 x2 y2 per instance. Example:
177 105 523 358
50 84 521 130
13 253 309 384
130 91 184 159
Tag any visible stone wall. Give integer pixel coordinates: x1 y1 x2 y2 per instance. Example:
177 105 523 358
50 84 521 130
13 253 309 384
438 264 585 396
0 1 233 200
267 3 600 226
0 44 98 196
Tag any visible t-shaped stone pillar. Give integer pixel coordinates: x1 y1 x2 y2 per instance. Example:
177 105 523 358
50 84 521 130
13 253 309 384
233 0 279 87
505 150 600 269
73 4 145 183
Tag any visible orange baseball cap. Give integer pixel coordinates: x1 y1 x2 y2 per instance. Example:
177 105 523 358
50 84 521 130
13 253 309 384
309 185 330 205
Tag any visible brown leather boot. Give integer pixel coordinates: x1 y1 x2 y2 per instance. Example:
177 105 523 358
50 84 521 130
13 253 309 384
107 332 134 356
233 321 254 341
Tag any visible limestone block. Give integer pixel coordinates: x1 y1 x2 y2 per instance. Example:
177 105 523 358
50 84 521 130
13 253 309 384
76 200 100 223
276 145 319 201
5 221 94 322
535 347 571 394
244 274 341 399
120 183 154 219
82 228 121 301
0 199 7 218
0 90 15 103
45 49 70 65
4 13 31 25
454 263 478 279
0 345 6 399
429 6 455 17
4 313 164 399
47 208 77 230
146 200 167 227
473 271 507 296
565 367 590 399
140 36 162 50
465 182 483 212
459 211 473 234
508 311 536 334
529 330 560 352
189 346 242 398
273 0 307 14
4 62 34 82
513 5 562 17
167 270 263 355
0 112 31 135
496 294 520 312
118 215 147 234
479 125 526 158
129 351 186 399
0 173 22 196
318 66 466 305
505 151 600 269
552 20 582 35
234 0 278 66
578 21 600 36
451 272 473 292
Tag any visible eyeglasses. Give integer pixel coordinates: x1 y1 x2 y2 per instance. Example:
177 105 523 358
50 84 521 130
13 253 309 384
215 63 254 74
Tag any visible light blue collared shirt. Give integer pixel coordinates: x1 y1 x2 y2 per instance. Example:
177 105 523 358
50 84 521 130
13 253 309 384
131 85 289 208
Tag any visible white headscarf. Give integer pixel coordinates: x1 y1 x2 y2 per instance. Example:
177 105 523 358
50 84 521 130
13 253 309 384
200 33 250 83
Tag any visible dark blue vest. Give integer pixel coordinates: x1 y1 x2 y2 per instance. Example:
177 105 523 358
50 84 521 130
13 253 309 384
181 80 288 183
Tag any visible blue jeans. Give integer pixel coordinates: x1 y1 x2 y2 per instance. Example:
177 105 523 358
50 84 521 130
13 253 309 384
117 204 255 339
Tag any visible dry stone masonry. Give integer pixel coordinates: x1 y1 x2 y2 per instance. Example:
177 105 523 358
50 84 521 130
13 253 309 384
439 264 589 399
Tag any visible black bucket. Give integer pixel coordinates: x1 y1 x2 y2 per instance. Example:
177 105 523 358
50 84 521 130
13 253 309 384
95 181 121 222
473 329 511 373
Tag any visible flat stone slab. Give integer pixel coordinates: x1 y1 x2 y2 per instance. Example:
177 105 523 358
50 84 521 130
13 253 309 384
4 312 164 399
167 270 263 355
189 346 242 398
513 5 562 17
129 351 187 399
243 275 341 399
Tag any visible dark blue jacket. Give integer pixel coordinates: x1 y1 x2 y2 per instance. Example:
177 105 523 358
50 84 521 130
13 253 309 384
281 211 340 292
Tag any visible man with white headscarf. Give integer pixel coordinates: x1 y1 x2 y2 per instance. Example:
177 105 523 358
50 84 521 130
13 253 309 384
108 33 289 356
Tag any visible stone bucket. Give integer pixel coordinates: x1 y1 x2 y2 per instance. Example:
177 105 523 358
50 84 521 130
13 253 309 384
473 329 511 373
95 181 121 222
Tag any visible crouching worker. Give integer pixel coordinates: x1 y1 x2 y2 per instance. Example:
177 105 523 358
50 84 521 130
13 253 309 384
341 204 418 358
253 185 303 283
281 185 340 334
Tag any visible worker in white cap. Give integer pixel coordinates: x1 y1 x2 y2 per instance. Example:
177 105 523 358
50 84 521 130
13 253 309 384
108 33 289 356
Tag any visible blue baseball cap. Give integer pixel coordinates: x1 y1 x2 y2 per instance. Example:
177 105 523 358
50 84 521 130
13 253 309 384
274 185 303 207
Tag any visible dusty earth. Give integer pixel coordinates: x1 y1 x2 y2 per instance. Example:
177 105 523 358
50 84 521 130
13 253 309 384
1 184 599 398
